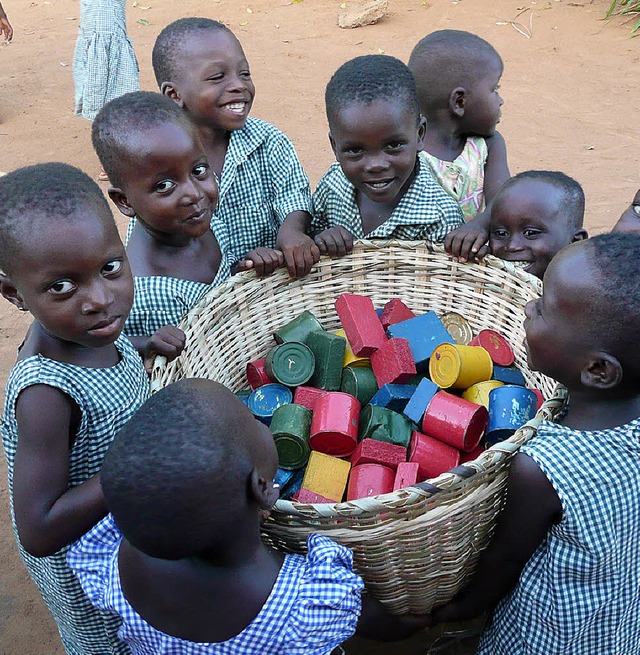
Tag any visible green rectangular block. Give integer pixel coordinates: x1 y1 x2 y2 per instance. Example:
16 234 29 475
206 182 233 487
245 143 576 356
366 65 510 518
359 404 413 448
307 331 347 391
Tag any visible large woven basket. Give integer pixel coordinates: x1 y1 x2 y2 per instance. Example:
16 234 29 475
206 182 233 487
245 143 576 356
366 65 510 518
151 241 567 615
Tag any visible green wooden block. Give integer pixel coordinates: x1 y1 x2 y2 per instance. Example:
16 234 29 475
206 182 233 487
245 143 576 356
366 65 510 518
307 331 346 391
341 366 379 405
273 311 324 345
358 404 413 448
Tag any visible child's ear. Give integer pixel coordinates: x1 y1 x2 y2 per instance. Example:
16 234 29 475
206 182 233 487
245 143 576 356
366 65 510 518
328 132 337 158
449 87 466 118
108 187 136 219
572 229 589 243
416 116 427 150
161 81 184 108
0 273 27 312
581 352 622 390
249 467 279 510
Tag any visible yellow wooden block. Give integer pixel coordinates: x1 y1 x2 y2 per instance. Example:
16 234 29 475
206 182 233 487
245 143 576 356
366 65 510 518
333 329 370 368
301 451 351 502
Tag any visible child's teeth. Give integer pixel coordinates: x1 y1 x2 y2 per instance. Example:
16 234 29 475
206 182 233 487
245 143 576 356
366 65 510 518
226 103 245 112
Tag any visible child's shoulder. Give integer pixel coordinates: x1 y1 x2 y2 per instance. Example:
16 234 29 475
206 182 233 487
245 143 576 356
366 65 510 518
235 117 293 149
314 160 351 194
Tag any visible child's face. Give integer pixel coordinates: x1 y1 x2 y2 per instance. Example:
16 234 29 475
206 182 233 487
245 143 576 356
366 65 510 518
524 243 594 388
460 57 503 137
111 121 218 239
4 210 134 348
489 179 586 279
166 29 254 132
329 99 425 204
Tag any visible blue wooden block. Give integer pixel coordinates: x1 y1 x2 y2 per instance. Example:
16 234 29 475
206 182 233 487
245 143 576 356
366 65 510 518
492 365 526 386
280 467 305 499
387 311 453 370
369 384 416 413
403 378 439 425
375 307 384 319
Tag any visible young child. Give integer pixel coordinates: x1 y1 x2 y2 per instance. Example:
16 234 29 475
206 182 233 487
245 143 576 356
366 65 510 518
311 54 464 255
68 378 431 653
489 170 588 279
0 163 183 654
408 30 510 262
432 233 640 654
612 188 640 234
91 90 264 346
152 17 319 278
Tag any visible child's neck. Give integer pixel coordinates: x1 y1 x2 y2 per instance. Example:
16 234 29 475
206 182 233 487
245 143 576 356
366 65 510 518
422 114 468 162
560 388 640 432
195 123 232 180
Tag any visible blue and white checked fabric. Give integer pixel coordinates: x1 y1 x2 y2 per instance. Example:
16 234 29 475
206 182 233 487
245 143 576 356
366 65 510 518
73 0 139 121
311 151 464 240
124 218 233 337
1 335 148 655
68 517 363 655
213 117 313 262
478 418 640 655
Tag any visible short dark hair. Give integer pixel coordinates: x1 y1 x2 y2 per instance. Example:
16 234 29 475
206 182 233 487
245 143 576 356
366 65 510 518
325 54 420 127
408 30 502 117
498 170 585 229
581 233 640 365
152 17 233 88
101 379 255 560
0 163 112 275
92 91 196 188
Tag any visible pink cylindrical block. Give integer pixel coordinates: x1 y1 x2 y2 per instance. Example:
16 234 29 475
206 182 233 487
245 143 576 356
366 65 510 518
529 387 545 411
347 463 395 500
459 442 486 464
408 430 461 479
246 358 273 390
421 390 488 452
310 392 361 457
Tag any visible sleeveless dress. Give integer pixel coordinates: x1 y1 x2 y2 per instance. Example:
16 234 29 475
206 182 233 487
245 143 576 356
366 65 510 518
478 418 640 654
124 217 233 337
68 518 363 655
422 136 488 222
1 335 149 655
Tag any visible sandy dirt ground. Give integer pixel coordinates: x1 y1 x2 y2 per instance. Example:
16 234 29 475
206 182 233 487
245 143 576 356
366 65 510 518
0 0 637 652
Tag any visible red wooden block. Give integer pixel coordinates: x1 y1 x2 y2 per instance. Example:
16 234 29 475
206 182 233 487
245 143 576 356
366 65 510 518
347 463 395 500
294 386 328 411
380 299 416 331
292 488 335 504
370 337 417 387
246 358 274 390
393 461 420 491
529 388 545 411
350 439 407 469
335 294 388 357
460 443 485 464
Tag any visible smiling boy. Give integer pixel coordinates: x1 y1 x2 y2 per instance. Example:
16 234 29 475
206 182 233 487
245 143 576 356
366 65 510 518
311 55 463 256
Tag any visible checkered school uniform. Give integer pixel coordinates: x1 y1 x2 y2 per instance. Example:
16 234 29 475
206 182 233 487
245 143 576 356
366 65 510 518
213 117 313 263
1 335 149 655
124 218 233 337
73 0 139 121
68 516 363 655
311 152 464 240
478 418 640 655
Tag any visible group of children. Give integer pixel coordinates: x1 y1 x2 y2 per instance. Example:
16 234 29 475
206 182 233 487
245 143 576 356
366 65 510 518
1 15 639 655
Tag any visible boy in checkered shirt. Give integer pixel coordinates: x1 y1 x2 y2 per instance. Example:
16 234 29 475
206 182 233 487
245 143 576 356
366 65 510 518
152 18 319 278
311 55 463 257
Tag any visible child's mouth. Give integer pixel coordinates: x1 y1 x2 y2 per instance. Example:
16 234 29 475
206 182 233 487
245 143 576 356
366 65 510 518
88 316 121 337
222 102 247 115
364 178 394 192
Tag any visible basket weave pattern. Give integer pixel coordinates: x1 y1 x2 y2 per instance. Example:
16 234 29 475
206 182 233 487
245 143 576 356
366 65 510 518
151 241 567 614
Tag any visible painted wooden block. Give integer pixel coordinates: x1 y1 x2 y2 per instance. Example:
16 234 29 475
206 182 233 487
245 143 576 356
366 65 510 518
293 385 327 411
403 378 439 425
264 342 315 387
273 310 324 345
350 438 407 469
370 337 417 387
347 463 395 500
334 329 369 368
270 404 312 470
335 293 388 356
469 329 515 367
393 461 420 491
246 358 274 390
359 404 413 448
380 298 416 330
291 488 335 504
369 384 415 413
307 330 346 391
309 392 361 457
340 366 379 405
492 365 526 386
300 450 351 502
387 311 453 370
408 430 460 480
247 384 293 425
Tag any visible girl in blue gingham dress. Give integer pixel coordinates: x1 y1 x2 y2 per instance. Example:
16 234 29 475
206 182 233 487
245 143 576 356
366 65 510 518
0 164 182 655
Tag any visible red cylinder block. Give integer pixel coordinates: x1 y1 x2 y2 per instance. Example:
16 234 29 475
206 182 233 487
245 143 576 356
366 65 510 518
293 385 328 411
347 463 395 500
459 442 486 464
246 358 273 390
421 390 488 452
408 430 461 480
469 329 515 367
309 392 361 457
529 388 545 411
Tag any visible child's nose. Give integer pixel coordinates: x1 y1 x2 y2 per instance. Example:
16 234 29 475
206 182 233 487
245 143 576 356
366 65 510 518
183 178 205 203
363 154 389 173
82 282 114 314
504 235 525 252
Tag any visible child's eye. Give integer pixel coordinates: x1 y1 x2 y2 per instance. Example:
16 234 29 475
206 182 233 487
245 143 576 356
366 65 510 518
491 229 508 239
208 73 224 82
386 142 404 151
102 260 123 276
193 164 209 178
154 180 175 193
343 147 363 157
524 228 543 238
240 70 252 78
48 280 75 295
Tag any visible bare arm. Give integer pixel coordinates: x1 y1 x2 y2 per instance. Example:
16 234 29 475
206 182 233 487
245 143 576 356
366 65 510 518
482 131 510 204
356 593 430 642
0 2 13 42
276 210 320 278
432 453 562 623
13 385 107 557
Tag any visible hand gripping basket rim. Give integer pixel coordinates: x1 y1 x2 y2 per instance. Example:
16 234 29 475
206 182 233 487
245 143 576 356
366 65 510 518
150 240 568 615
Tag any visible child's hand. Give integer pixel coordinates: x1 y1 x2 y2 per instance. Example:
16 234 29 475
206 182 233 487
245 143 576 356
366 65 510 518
0 4 12 43
445 214 490 263
314 227 354 257
235 248 285 277
277 232 321 278
143 326 186 374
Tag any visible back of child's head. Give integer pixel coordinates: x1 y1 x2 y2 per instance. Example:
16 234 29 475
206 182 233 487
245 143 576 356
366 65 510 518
325 54 420 128
101 378 273 560
0 162 112 276
152 17 234 88
408 30 501 116
92 90 197 189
